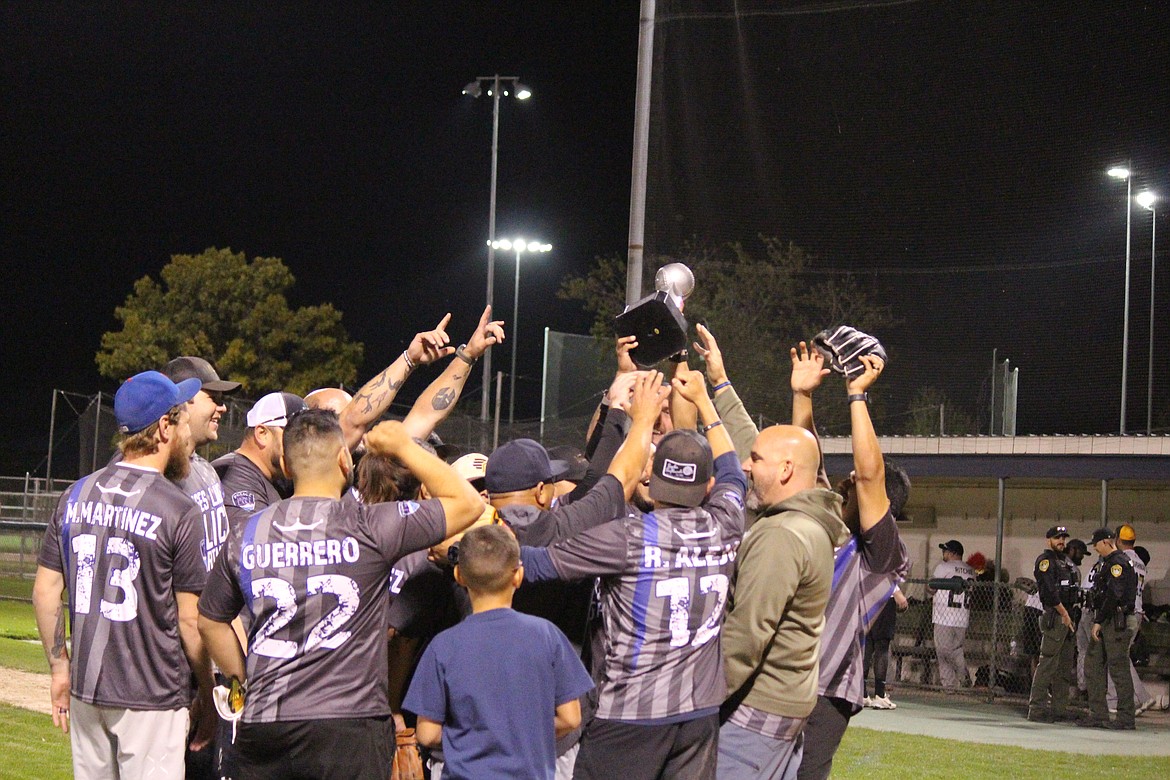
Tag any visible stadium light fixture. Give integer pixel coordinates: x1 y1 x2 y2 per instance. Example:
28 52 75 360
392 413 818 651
489 238 552 424
1109 164 1134 433
1137 191 1157 434
466 74 532 423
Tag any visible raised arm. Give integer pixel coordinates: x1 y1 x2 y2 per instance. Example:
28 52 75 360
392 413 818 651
607 371 671 499
671 364 734 461
402 306 505 439
847 354 889 530
693 323 757 461
365 420 484 537
338 315 455 451
785 341 831 489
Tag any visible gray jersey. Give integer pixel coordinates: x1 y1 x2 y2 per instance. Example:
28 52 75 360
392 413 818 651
199 495 447 723
175 453 230 571
38 463 207 709
537 482 745 721
212 451 284 530
816 512 906 705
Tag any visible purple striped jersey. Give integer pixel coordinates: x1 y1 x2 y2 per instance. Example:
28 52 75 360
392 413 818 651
38 463 208 709
538 483 745 721
198 495 446 723
816 512 907 705
175 453 231 571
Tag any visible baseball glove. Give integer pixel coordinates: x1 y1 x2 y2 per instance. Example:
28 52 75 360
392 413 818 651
391 727 425 780
811 326 887 380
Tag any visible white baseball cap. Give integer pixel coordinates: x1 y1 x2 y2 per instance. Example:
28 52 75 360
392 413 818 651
246 392 308 428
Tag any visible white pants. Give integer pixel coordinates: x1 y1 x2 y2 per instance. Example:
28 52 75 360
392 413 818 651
934 624 969 690
70 697 189 780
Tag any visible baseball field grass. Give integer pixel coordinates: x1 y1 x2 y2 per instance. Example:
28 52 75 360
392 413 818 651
0 703 71 780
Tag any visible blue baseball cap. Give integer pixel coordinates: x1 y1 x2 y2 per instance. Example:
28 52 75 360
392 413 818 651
485 439 569 494
115 371 202 434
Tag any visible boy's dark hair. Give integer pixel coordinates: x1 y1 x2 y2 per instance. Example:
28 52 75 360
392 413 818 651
884 459 911 519
283 409 345 481
457 525 520 594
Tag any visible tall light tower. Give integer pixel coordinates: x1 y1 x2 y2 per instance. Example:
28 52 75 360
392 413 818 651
464 75 532 422
489 238 552 423
1136 190 1158 434
1108 165 1133 433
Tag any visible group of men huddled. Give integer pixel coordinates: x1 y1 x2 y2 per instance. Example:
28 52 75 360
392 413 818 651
33 306 914 780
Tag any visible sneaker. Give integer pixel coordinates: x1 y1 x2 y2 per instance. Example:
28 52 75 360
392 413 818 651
1159 694 1170 712
1136 697 1156 716
862 696 873 708
871 695 897 710
1101 720 1136 731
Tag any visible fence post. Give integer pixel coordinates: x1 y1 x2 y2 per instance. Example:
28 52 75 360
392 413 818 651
990 477 1006 698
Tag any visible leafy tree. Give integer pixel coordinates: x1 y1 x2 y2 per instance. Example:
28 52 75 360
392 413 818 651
559 237 896 430
905 387 978 436
97 248 364 395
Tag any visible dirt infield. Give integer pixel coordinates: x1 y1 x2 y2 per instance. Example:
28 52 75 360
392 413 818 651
0 665 50 714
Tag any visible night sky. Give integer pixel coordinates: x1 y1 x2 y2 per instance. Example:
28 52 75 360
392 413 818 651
2 2 1168 478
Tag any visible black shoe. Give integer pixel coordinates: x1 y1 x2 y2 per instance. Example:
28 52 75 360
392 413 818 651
1027 711 1054 723
1050 713 1076 724
1075 716 1105 728
1102 721 1136 731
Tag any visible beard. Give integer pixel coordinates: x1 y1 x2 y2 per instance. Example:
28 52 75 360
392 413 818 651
164 446 191 482
745 489 761 512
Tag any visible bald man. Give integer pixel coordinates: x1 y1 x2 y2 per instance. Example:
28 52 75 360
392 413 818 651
718 416 849 777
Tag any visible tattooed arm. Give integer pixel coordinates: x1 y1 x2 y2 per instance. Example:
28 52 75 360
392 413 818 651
403 305 505 440
32 565 71 733
337 314 456 451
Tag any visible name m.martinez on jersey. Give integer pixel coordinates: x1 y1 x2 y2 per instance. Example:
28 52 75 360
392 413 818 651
64 497 164 541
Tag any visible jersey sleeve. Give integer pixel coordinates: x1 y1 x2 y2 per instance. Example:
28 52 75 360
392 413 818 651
37 491 70 572
702 482 747 539
858 511 904 575
171 503 210 594
402 642 447 723
541 517 632 580
198 534 245 622
366 499 448 562
550 622 595 705
520 475 626 547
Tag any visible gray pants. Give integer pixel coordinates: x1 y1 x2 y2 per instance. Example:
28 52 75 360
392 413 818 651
934 624 969 690
717 721 803 780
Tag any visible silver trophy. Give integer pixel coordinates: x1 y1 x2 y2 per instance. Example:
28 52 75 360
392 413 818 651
614 263 694 367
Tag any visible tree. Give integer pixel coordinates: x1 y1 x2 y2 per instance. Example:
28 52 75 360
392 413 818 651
905 387 978 436
559 237 896 430
96 248 364 395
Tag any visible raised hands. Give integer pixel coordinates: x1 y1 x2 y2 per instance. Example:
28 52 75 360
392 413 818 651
790 341 830 395
616 335 639 374
605 369 642 411
364 419 414 456
627 370 671 427
670 364 709 407
691 323 728 387
465 305 506 359
406 314 456 365
846 354 885 395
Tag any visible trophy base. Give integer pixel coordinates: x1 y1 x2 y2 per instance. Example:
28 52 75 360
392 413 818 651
614 291 688 368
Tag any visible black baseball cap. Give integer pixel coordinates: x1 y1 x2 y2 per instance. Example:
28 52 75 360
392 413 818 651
1045 525 1069 539
1089 527 1115 545
162 356 242 393
485 439 569 494
1066 538 1088 554
649 430 712 507
939 539 964 556
548 445 589 483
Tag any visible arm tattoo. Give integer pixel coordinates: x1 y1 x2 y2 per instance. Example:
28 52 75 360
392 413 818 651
432 387 457 411
51 604 67 660
353 369 404 415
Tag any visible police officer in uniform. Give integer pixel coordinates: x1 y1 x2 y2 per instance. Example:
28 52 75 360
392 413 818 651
1026 526 1078 722
1077 527 1139 730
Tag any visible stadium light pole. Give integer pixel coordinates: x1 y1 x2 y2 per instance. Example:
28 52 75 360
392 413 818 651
490 239 552 424
464 75 532 422
1108 165 1133 433
1136 191 1157 434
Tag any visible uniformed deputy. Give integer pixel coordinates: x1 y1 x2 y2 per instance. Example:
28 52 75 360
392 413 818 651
1077 527 1139 730
1026 525 1078 722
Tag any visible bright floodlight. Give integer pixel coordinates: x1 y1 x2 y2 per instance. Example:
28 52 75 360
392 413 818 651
1108 167 1131 179
1135 191 1157 210
515 83 532 100
496 239 512 250
462 81 482 98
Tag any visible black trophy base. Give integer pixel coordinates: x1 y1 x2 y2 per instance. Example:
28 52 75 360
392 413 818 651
613 291 688 368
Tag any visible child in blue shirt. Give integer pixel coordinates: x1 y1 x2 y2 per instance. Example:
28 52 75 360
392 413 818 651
404 524 594 780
